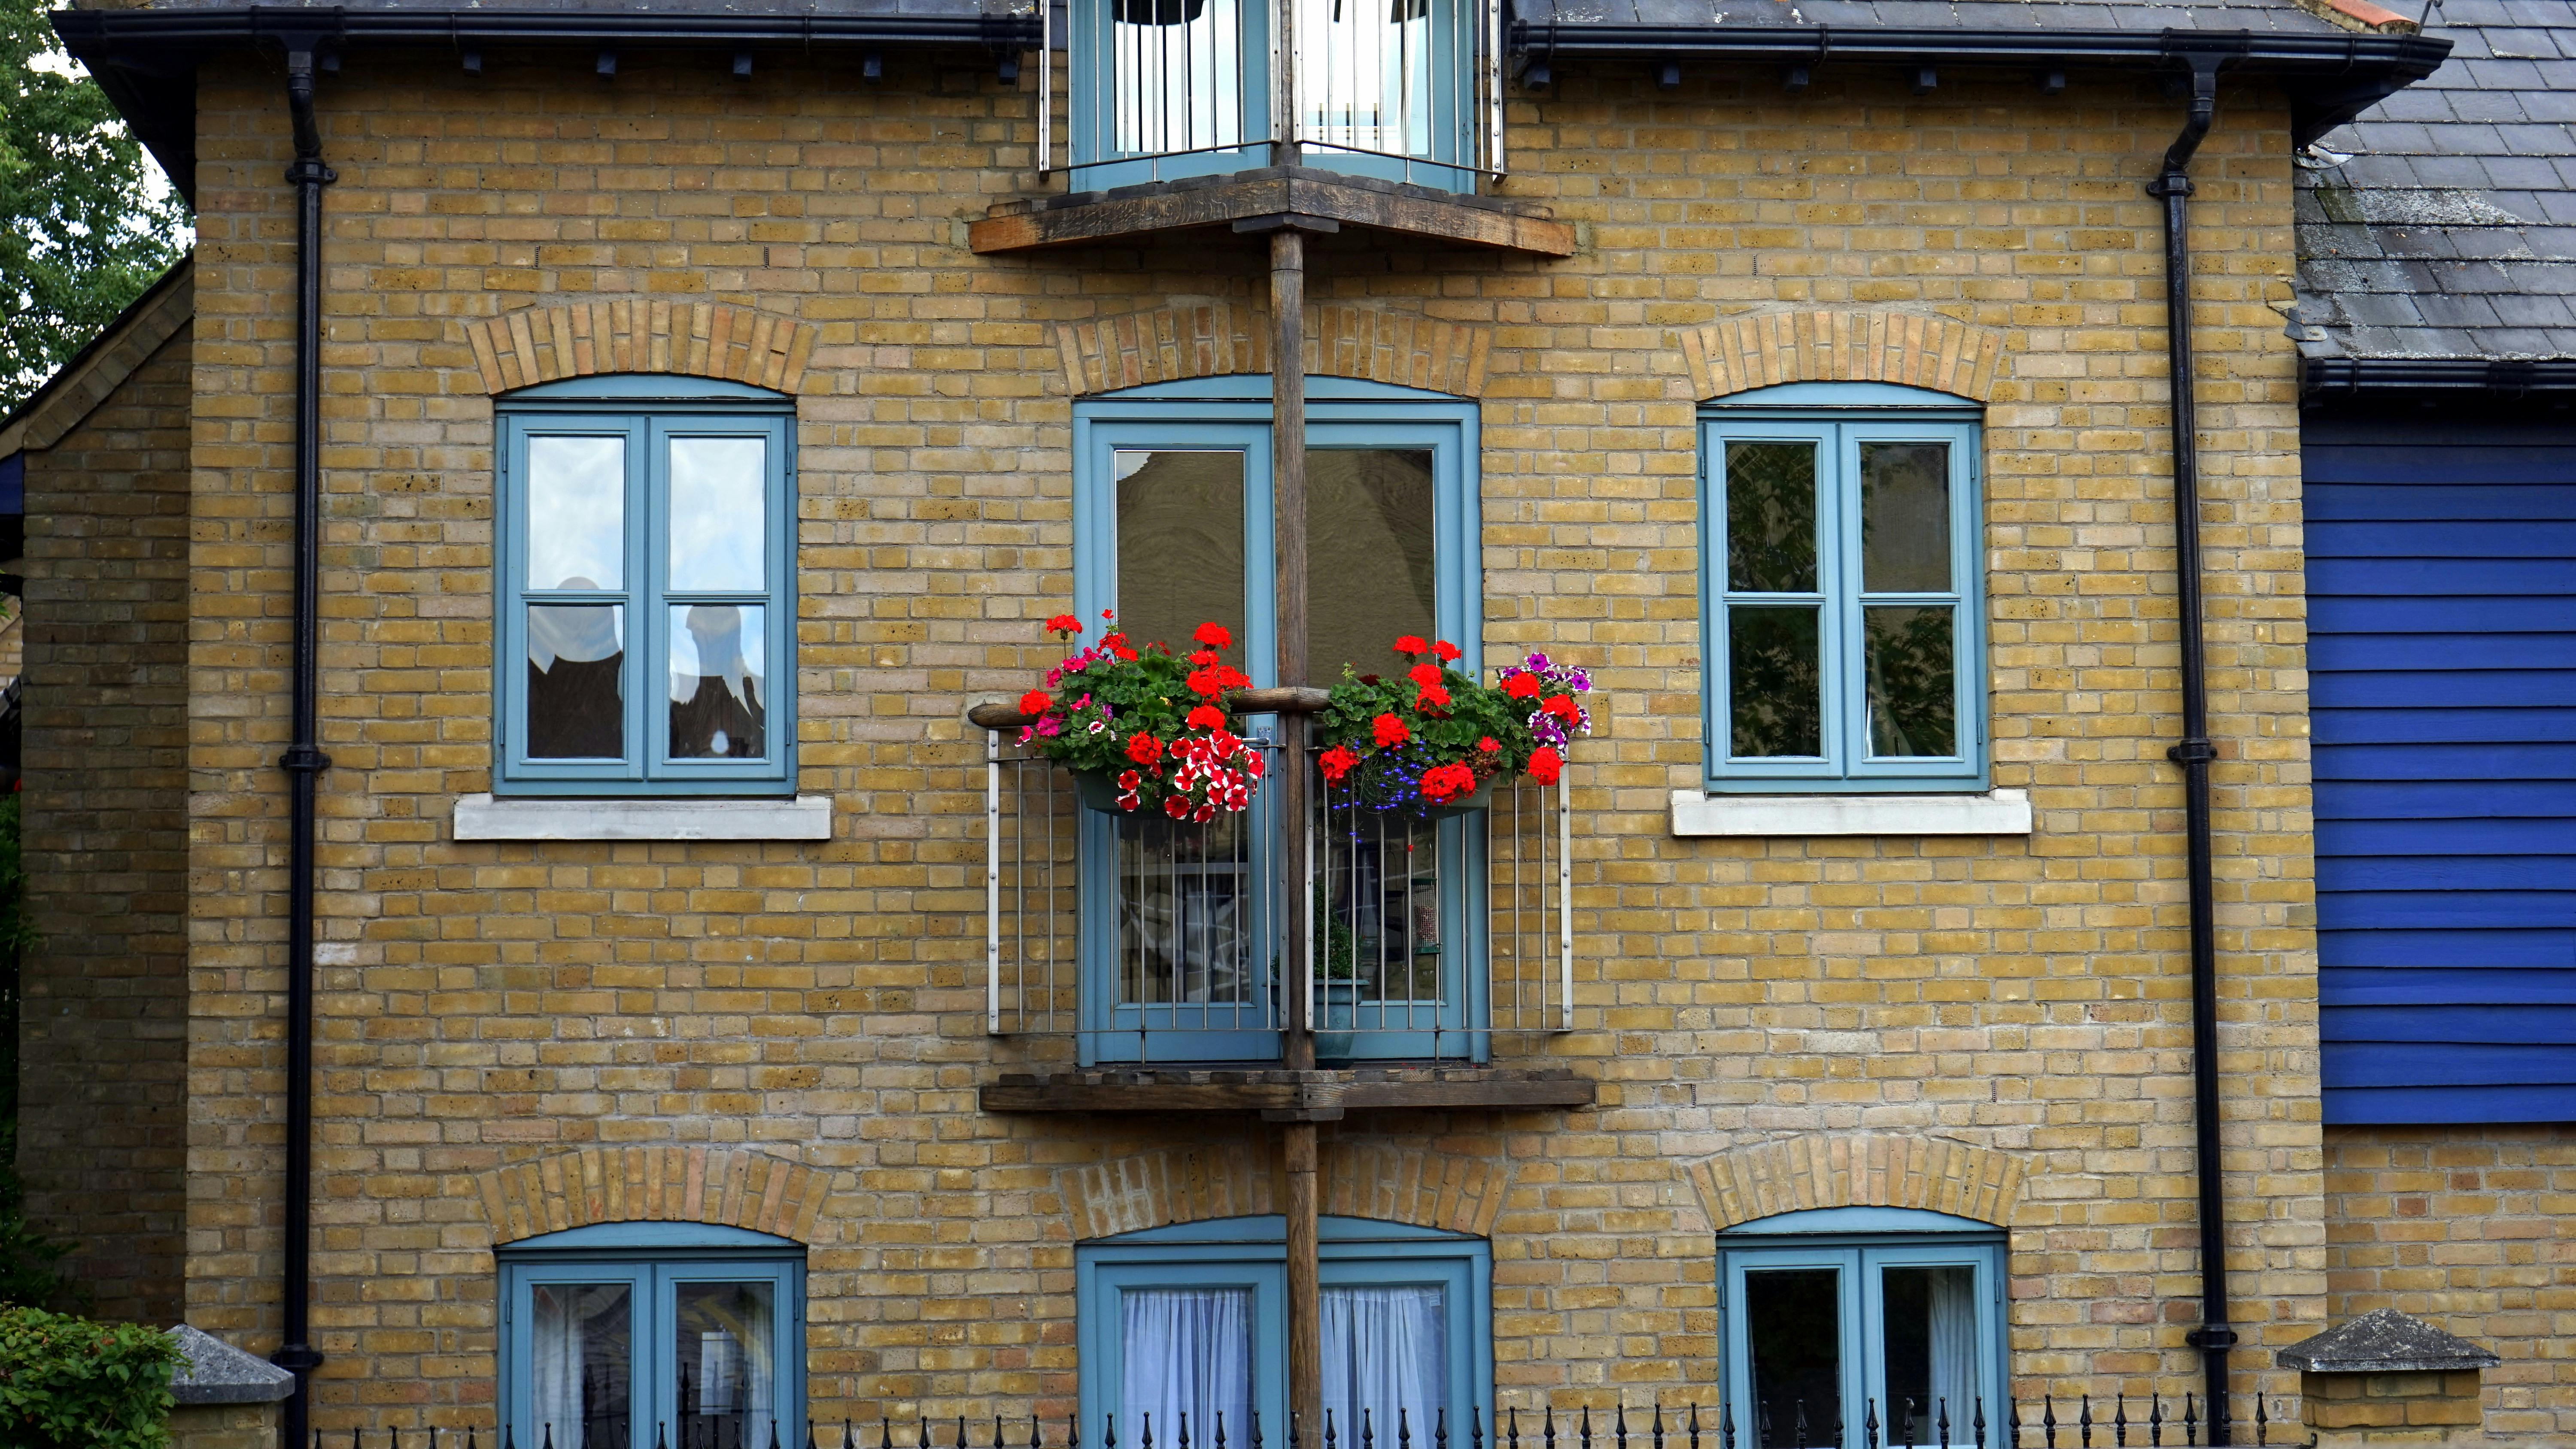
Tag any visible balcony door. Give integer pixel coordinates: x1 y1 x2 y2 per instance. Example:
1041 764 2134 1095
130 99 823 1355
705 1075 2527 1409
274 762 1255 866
1072 378 1483 1065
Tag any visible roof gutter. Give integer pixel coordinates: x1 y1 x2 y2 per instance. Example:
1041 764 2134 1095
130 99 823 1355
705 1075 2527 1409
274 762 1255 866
1504 21 2449 146
2300 356 2576 400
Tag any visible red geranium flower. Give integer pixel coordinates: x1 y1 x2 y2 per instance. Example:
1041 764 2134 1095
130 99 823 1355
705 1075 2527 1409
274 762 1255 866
1502 673 1543 700
1420 761 1478 802
1432 640 1462 662
1416 684 1451 710
1189 649 1219 667
1319 746 1359 783
1195 622 1233 649
1393 635 1429 657
1045 613 1084 637
1408 663 1443 688
1019 690 1051 716
1126 732 1164 767
1543 694 1583 723
1187 703 1227 731
1477 737 1501 754
1527 746 1563 786
1372 713 1410 747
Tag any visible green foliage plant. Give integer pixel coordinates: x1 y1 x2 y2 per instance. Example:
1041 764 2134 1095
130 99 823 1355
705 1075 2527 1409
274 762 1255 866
1013 611 1266 820
0 1307 176 1449
1314 637 1592 818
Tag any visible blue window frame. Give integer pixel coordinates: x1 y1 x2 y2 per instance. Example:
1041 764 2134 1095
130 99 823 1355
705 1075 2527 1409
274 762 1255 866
1699 383 1986 794
1718 1207 2005 1449
495 376 796 796
1077 1216 1492 1449
1069 378 1483 1065
498 1222 807 1449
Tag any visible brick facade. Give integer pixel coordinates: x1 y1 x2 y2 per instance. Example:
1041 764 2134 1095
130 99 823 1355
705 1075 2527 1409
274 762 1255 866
16 314 196 1324
2323 1126 2576 1441
155 45 2337 1439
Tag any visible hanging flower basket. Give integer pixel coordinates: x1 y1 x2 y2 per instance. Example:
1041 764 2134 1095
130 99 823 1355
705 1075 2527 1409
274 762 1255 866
1312 636 1593 820
1013 611 1266 822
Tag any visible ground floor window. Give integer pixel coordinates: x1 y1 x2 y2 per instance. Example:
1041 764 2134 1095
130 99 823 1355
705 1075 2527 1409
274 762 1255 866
499 1223 806 1449
1078 1215 1492 1447
1719 1208 2004 1449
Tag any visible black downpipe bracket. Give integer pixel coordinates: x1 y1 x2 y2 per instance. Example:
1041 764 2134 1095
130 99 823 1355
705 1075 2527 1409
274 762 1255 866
271 40 335 1449
2146 50 2236 1447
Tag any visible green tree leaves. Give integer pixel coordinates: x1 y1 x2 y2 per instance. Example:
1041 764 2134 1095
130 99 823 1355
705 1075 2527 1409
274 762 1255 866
0 0 190 412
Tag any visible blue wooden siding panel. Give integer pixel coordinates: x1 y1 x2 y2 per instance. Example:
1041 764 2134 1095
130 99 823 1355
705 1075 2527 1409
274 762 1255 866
2306 417 2576 1125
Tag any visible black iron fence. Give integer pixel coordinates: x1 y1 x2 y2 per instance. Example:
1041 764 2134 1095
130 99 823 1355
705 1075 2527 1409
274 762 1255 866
309 1394 2305 1449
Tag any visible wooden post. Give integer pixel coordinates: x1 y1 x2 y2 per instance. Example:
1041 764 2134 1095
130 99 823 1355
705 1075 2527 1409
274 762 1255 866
1286 1122 1322 1446
1273 0 1300 167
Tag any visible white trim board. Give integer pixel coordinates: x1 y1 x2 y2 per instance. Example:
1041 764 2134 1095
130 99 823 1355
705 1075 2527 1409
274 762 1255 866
1671 788 2032 837
453 794 833 842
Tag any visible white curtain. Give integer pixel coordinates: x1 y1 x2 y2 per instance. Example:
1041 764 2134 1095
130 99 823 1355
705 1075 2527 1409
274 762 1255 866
1924 1269 1977 1449
531 1283 629 1449
1123 1287 1256 1449
1322 1285 1446 1449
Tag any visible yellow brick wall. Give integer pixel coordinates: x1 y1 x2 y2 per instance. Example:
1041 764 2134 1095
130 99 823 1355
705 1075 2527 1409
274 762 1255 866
18 323 195 1324
178 49 2322 1437
2324 1125 2576 1442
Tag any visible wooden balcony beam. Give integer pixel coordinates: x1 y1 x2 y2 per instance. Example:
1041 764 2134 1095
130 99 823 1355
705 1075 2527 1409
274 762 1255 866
978 1067 1597 1117
969 167 1576 257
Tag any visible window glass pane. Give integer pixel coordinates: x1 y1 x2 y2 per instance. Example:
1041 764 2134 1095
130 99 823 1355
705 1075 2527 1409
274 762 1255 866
1116 450 1248 658
1322 1284 1447 1441
1121 1286 1255 1449
1318 826 1442 1008
1745 1267 1840 1449
679 1280 778 1449
1111 0 1245 156
1119 813 1257 1010
528 435 626 591
528 605 625 759
669 436 767 592
1307 449 1436 684
1297 0 1436 160
530 1283 633 1449
1725 443 1817 594
1880 1265 1978 1449
1728 607 1821 759
1860 443 1952 594
670 604 768 760
1864 606 1957 758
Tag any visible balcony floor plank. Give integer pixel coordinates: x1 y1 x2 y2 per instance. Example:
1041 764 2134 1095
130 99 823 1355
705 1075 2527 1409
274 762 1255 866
979 1066 1596 1116
969 167 1577 257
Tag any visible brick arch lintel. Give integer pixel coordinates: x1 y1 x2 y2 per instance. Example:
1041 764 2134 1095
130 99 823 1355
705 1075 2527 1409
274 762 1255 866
1683 310 2005 404
465 300 819 397
1686 1133 2027 1231
1056 304 1492 399
473 1146 833 1246
1063 1140 1511 1243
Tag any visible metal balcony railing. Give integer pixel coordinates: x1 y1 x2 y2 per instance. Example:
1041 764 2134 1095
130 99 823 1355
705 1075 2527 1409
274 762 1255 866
1042 0 1506 189
982 726 1572 1065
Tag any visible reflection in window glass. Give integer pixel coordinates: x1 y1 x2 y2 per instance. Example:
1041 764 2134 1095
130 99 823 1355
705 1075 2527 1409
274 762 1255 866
1728 607 1821 758
1317 825 1443 1012
1880 1265 1978 1449
678 1281 777 1449
1727 443 1818 594
1865 606 1956 758
1307 449 1435 682
1116 450 1249 658
669 605 767 760
530 1283 633 1449
1110 0 1245 157
669 437 767 592
1860 443 1951 594
527 604 625 759
1118 812 1255 1010
1296 0 1435 161
1321 1284 1446 1441
1121 1286 1255 1449
528 436 626 591
1746 1268 1840 1449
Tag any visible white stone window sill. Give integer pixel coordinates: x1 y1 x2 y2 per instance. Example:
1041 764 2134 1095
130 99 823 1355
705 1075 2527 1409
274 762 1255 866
1670 788 2032 838
454 794 833 842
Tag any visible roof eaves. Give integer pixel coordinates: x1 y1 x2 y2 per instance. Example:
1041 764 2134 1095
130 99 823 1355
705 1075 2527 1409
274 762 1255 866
0 258 195 461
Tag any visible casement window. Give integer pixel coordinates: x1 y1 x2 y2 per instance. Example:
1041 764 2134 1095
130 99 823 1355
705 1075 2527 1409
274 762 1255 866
1719 1208 2005 1449
1069 378 1483 1064
498 1223 807 1449
1077 1216 1492 1446
495 376 796 795
1699 384 1985 794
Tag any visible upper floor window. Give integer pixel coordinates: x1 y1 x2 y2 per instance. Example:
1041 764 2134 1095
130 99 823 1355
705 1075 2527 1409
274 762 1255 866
498 1222 807 1449
1078 1216 1492 1447
1068 0 1494 192
495 376 796 796
1719 1207 2005 1449
1699 384 1985 794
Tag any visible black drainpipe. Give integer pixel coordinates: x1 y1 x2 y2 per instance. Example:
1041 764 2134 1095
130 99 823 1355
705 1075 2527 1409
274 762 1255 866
270 39 335 1449
2145 50 2236 1446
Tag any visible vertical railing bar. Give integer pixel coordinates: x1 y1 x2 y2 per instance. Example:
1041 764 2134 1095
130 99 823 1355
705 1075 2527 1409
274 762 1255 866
988 728 1003 1034
1039 0 1053 176
1484 0 1501 177
1556 776 1571 1032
